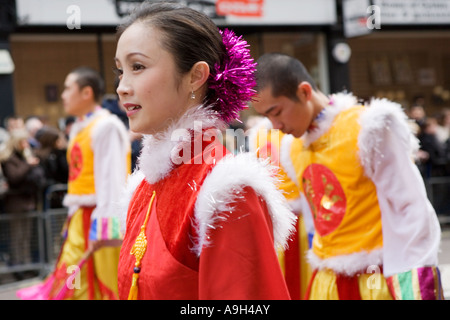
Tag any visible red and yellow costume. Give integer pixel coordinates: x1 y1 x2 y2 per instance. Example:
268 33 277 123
116 108 296 299
17 108 131 300
288 93 443 300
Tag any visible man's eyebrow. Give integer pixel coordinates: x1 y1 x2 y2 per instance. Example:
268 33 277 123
263 105 277 115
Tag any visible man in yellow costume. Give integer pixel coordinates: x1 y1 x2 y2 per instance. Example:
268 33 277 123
252 53 443 300
18 67 130 300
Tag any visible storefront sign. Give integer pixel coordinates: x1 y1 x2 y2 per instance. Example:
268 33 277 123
373 0 450 24
216 0 264 17
343 0 373 38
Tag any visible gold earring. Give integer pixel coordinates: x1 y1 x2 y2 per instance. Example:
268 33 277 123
190 90 196 100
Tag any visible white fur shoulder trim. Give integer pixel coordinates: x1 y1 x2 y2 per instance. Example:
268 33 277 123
358 98 419 178
192 152 297 256
307 248 383 276
117 170 145 234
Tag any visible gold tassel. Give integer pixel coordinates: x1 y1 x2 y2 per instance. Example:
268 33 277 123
127 191 156 300
127 273 140 300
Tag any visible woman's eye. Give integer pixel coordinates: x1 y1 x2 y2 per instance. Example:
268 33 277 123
132 63 145 71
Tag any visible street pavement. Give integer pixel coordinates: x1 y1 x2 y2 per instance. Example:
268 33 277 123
1 228 449 300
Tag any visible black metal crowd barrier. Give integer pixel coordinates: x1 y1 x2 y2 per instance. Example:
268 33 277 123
0 184 68 284
425 176 450 225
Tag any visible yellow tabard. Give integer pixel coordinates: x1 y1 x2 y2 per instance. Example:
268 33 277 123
67 116 102 196
293 106 383 259
252 128 299 201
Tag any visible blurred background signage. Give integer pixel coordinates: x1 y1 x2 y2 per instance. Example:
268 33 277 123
15 0 337 26
373 0 450 24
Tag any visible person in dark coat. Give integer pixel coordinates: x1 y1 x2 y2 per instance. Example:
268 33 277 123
0 129 45 266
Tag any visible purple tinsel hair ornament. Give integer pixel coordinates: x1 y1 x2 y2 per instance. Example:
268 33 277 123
208 28 257 123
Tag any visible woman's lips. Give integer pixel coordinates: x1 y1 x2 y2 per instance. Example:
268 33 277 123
123 103 142 116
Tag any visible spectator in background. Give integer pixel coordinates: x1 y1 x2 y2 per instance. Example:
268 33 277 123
436 108 450 144
25 116 44 150
417 116 448 178
0 129 46 267
4 115 25 133
34 126 68 186
34 126 69 210
60 115 76 142
409 105 426 127
0 128 10 213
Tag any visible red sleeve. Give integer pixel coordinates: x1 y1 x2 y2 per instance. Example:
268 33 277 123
198 186 291 300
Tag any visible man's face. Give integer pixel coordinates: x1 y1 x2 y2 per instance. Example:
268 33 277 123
252 86 314 138
61 73 86 117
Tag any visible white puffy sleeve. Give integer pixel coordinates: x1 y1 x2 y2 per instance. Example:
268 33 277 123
89 114 131 240
358 98 443 299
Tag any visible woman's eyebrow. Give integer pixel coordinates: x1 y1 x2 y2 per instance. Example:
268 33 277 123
114 52 151 62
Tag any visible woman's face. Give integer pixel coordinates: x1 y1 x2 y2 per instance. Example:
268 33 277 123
115 22 192 135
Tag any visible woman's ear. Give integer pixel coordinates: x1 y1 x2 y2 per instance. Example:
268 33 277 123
190 61 210 91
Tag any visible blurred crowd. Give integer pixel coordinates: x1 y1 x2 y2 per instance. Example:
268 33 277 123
0 114 71 215
0 114 71 270
408 103 450 179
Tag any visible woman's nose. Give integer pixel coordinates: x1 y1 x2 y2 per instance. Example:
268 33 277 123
116 77 131 97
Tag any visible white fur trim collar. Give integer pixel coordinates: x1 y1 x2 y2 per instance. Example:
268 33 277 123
138 106 226 184
192 152 297 256
69 107 110 139
301 92 357 147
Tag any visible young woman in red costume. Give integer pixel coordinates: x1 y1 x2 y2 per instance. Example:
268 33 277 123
114 2 297 300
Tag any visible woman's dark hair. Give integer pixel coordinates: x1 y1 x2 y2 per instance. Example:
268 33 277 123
36 126 61 150
70 66 105 102
256 52 317 101
116 1 225 106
